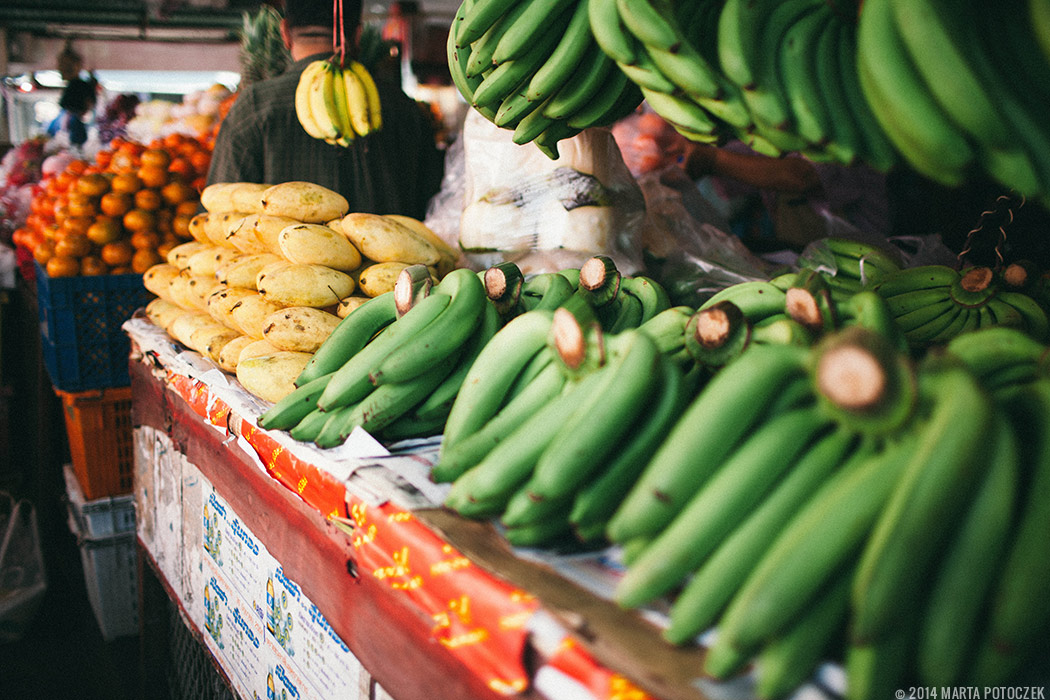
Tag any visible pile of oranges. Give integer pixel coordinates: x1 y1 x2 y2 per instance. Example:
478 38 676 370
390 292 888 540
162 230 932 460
12 132 212 278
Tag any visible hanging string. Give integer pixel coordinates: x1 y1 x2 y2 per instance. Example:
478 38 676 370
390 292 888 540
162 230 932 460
957 192 1025 270
332 0 346 66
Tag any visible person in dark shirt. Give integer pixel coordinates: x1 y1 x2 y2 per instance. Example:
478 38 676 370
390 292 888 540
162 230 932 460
206 0 444 219
47 76 98 149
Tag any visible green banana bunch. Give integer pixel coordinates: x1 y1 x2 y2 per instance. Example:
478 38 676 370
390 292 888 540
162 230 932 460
258 267 495 447
448 0 644 155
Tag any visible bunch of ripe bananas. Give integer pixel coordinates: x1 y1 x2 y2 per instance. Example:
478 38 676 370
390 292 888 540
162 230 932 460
294 58 383 146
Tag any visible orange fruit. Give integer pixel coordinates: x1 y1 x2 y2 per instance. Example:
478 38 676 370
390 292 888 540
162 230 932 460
137 165 169 189
110 173 144 194
61 215 94 237
190 151 211 176
123 208 157 232
46 255 80 278
33 239 56 264
131 247 163 274
86 216 123 245
99 191 134 217
174 200 200 217
109 149 139 174
130 230 161 250
172 212 194 238
134 188 163 211
55 232 93 258
80 256 109 276
66 193 98 218
160 180 196 206
95 150 113 169
140 148 172 170
100 240 135 267
65 159 89 176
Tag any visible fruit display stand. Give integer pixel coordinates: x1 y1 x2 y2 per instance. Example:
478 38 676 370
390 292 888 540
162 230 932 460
124 315 831 700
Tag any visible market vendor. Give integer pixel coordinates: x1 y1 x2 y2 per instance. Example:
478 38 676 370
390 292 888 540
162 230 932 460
206 0 444 219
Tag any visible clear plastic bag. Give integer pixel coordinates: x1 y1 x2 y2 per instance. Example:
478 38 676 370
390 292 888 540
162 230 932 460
451 111 647 275
0 491 48 643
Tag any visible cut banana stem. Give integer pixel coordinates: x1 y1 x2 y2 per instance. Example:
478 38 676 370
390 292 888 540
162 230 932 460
484 261 525 315
812 327 918 436
578 254 622 307
394 263 434 316
949 266 997 306
551 306 605 374
686 302 751 368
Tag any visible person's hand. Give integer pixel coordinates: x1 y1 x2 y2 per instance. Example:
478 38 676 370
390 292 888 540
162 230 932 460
683 142 719 179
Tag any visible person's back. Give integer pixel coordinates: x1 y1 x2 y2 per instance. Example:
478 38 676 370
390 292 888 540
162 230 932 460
206 0 444 219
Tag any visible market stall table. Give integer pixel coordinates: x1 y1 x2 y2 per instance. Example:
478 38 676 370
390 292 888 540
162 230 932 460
126 316 779 700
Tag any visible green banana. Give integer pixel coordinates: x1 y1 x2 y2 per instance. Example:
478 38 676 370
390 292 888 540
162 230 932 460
754 573 851 700
566 70 643 129
845 620 917 700
638 86 718 139
431 360 566 483
455 0 519 47
607 286 644 333
777 4 834 148
378 410 447 442
945 325 1049 387
637 305 694 355
881 286 954 319
741 0 824 132
888 295 956 333
971 380 1050 685
851 361 994 644
523 0 594 103
533 120 582 160
704 429 918 668
619 275 671 323
606 342 809 544
904 304 964 347
614 0 680 52
698 280 788 324
834 20 898 173
449 0 493 116
316 293 451 412
996 290 1050 341
569 354 693 538
440 309 555 453
522 330 660 503
646 41 724 103
295 291 397 386
838 289 909 354
542 41 616 120
290 404 350 443
872 264 960 298
503 514 574 548
855 0 975 185
948 266 998 307
983 295 1027 331
615 51 678 94
258 372 335 432
370 268 487 385
750 314 815 348
471 28 563 112
411 298 502 425
664 427 865 645
889 0 1013 152
716 0 769 91
918 411 1017 687
314 351 461 448
811 12 860 165
465 1 527 78
491 0 576 64
587 0 637 65
511 96 557 145
615 405 832 608
444 369 607 513
925 305 979 346
519 271 577 311
821 237 903 279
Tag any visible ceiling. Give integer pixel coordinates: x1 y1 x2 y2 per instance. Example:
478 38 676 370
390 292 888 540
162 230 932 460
0 0 460 41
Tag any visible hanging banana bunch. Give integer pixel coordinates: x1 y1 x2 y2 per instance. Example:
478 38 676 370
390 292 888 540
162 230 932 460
294 0 383 146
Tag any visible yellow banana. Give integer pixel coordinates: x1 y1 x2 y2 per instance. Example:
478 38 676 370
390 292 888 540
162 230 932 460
341 64 372 137
308 61 341 142
295 60 329 140
328 64 356 146
347 60 383 132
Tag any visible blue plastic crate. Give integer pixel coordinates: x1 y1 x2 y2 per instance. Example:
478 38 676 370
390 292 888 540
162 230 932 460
35 260 155 391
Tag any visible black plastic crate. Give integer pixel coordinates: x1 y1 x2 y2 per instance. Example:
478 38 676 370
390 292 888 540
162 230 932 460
34 260 154 391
